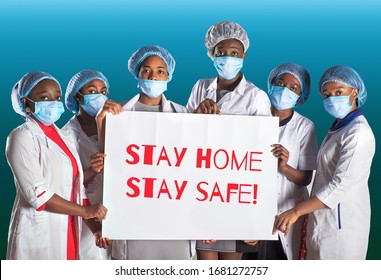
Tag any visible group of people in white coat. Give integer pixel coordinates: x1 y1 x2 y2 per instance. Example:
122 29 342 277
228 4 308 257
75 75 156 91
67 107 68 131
5 20 375 260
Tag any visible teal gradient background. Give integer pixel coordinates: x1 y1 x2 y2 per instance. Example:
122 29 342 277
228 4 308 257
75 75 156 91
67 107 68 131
0 0 380 259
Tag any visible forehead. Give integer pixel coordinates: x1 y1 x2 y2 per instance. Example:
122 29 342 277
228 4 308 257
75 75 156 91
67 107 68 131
30 79 60 94
215 38 244 51
275 73 300 87
140 55 167 69
322 81 352 91
82 79 106 88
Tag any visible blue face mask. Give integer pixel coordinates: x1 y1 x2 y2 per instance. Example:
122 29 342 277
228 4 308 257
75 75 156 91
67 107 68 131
78 93 108 116
323 95 355 119
269 86 300 110
27 98 65 126
137 78 167 98
213 56 244 80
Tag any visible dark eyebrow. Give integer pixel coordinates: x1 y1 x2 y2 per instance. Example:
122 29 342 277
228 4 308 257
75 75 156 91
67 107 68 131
322 85 345 93
141 65 166 70
35 90 49 95
275 77 285 83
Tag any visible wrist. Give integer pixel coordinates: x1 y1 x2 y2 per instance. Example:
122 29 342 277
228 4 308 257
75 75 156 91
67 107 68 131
293 205 303 218
279 163 290 173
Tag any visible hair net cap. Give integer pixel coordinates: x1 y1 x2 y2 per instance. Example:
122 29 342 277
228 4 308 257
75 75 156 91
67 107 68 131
268 63 311 107
128 45 176 82
11 71 60 117
205 21 250 59
318 66 367 107
65 69 110 113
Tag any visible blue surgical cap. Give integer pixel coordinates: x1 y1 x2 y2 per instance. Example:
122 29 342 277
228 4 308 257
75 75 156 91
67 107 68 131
268 63 311 107
11 71 60 117
318 66 367 107
65 69 109 113
128 45 176 82
205 21 250 60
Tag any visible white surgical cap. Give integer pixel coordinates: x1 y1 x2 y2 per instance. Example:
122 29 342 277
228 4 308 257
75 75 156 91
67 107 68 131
128 45 176 81
65 69 109 113
11 71 60 117
268 63 311 107
318 66 367 107
205 21 250 59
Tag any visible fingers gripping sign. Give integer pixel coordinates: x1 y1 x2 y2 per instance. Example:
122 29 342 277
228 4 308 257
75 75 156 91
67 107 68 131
91 152 107 173
194 98 221 114
271 144 289 171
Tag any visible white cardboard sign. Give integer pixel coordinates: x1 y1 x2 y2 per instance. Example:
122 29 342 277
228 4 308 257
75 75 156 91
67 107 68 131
103 111 278 240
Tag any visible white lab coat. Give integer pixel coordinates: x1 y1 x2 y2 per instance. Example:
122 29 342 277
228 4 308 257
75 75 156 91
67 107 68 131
62 116 111 260
112 93 195 260
186 75 271 116
277 112 318 259
307 115 375 259
5 117 86 260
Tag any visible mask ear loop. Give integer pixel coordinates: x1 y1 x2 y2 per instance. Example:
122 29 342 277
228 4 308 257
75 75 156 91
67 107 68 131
76 92 85 105
23 97 35 114
349 88 358 107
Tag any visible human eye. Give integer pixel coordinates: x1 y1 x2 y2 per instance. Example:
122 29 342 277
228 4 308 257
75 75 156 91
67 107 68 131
140 68 150 74
336 90 343 96
215 50 224 57
40 96 49 101
323 94 329 99
276 80 284 87
231 51 238 57
56 96 62 101
89 90 97 94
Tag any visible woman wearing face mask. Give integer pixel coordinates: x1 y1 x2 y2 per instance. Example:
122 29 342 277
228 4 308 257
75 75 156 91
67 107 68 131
244 63 318 260
121 45 187 113
273 66 375 259
186 21 271 260
186 21 271 116
62 70 111 259
96 46 195 260
6 72 110 259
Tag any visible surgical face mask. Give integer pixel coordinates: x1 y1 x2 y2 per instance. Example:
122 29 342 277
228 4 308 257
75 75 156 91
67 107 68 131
26 98 64 126
138 78 167 98
78 93 108 116
213 56 244 80
323 94 355 119
269 86 299 110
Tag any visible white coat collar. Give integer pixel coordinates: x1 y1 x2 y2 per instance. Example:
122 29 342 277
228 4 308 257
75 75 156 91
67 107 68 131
122 93 171 112
205 75 247 100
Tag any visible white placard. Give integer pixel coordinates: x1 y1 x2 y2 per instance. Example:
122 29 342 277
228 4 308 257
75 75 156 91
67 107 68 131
103 111 278 240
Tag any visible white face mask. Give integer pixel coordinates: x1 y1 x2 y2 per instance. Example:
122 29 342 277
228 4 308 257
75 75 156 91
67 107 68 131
323 91 355 119
269 86 300 110
137 78 167 98
213 56 244 80
26 98 65 126
78 93 108 116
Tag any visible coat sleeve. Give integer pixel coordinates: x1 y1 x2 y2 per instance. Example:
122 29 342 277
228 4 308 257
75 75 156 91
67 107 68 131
315 124 375 209
6 128 54 209
185 80 202 113
297 121 318 171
